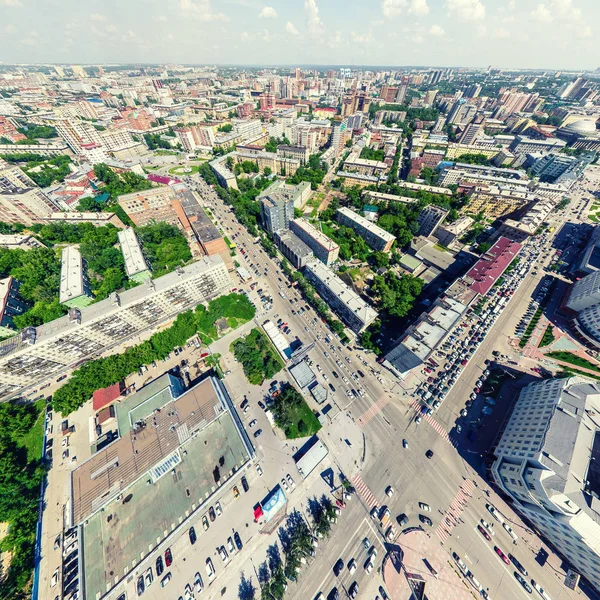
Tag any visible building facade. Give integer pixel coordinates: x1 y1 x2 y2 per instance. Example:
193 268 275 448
0 256 230 400
290 219 340 265
336 207 396 252
118 228 151 282
59 246 94 308
273 230 314 269
492 377 600 593
303 260 378 333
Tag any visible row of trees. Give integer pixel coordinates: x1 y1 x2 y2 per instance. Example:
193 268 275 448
359 147 385 162
264 135 291 153
0 401 46 599
0 153 72 187
370 270 424 318
286 154 328 190
231 328 284 385
52 293 254 414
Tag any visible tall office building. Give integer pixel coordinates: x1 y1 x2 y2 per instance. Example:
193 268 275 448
492 376 600 593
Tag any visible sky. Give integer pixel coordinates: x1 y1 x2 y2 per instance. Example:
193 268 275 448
0 0 598 70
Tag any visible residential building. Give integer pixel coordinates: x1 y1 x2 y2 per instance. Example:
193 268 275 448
303 261 378 333
509 135 567 155
0 233 45 251
417 205 448 237
0 116 27 143
59 246 94 308
257 179 311 211
336 206 396 252
118 228 151 283
118 187 179 228
565 270 600 349
331 117 349 156
531 153 589 185
492 376 600 593
434 216 474 247
290 219 339 265
277 144 309 164
494 199 555 243
259 185 296 234
343 152 389 177
0 161 37 192
466 186 540 219
51 116 103 154
0 187 62 225
458 116 486 145
0 277 27 336
0 255 230 399
273 230 314 269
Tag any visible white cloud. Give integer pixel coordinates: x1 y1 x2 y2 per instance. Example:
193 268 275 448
327 30 342 48
0 0 22 7
507 0 516 8
153 15 168 22
429 24 445 36
180 0 229 22
305 0 325 38
351 30 373 44
90 13 107 22
285 21 300 36
382 0 406 17
494 27 511 38
259 6 277 19
531 3 552 21
409 0 430 16
446 0 486 21
578 25 592 38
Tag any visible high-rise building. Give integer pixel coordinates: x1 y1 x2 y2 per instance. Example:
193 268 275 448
71 65 88 78
259 190 295 234
259 92 275 110
417 205 448 237
0 277 27 336
331 117 349 156
0 161 37 192
559 77 592 101
51 117 102 154
380 84 398 103
429 70 442 85
463 83 482 99
492 376 600 593
273 230 313 269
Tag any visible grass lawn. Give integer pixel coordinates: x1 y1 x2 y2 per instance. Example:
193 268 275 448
538 325 555 348
18 399 45 461
546 351 600 373
168 165 200 175
231 328 284 385
281 401 322 439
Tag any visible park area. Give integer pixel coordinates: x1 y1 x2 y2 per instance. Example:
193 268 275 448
270 384 321 439
230 328 284 385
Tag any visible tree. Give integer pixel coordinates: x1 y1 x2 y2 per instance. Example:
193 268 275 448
217 123 233 133
371 271 424 317
368 251 390 269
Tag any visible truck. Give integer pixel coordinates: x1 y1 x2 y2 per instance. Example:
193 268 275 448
379 508 391 530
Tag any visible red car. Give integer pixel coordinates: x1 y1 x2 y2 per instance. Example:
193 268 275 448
424 368 432 374
494 546 510 565
165 548 173 567
477 524 491 541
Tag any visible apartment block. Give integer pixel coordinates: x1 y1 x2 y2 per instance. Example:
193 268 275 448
0 187 62 225
494 199 555 243
118 228 151 283
303 261 378 333
336 206 396 252
434 216 474 247
0 161 37 192
273 230 314 269
0 256 230 400
290 219 339 265
59 246 94 308
417 205 448 237
118 187 179 227
509 135 567 154
492 377 600 593
0 277 27 336
259 187 296 234
343 152 389 177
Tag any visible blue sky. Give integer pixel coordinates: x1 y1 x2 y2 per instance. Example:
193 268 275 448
0 0 597 69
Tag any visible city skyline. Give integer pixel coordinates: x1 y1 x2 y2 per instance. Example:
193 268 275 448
0 0 598 70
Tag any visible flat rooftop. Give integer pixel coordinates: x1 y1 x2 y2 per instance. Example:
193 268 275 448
291 219 339 252
173 185 222 243
59 245 86 303
117 228 148 277
80 382 250 600
337 206 396 242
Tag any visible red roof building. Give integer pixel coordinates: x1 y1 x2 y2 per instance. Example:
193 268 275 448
466 236 522 296
92 381 125 411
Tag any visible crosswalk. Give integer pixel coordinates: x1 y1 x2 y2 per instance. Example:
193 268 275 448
352 474 380 509
409 400 458 447
357 395 390 427
435 479 476 543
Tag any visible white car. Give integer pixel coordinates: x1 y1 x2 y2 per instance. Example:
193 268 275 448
348 558 357 574
205 558 216 580
51 568 59 587
219 546 229 563
385 485 394 497
364 558 374 574
281 478 289 492
418 502 431 512
215 501 222 517
286 474 295 489
532 580 552 600
194 572 204 593
227 536 235 553
249 419 257 428
144 567 153 588
256 463 263 477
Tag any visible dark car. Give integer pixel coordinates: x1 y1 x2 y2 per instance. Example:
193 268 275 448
514 572 532 593
333 558 344 576
241 476 249 492
328 587 340 600
332 371 339 378
137 575 145 596
209 506 216 521
426 449 434 459
253 429 262 438
155 555 164 577
509 554 528 577
189 526 197 545
419 514 433 526
234 531 243 551
164 548 172 567
357 370 364 378
349 582 359 598
397 513 409 527
329 383 336 392
258 401 266 410
477 524 491 541
379 586 389 600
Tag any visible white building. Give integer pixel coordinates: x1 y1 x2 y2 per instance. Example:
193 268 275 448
492 377 600 592
118 228 151 282
59 246 93 308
